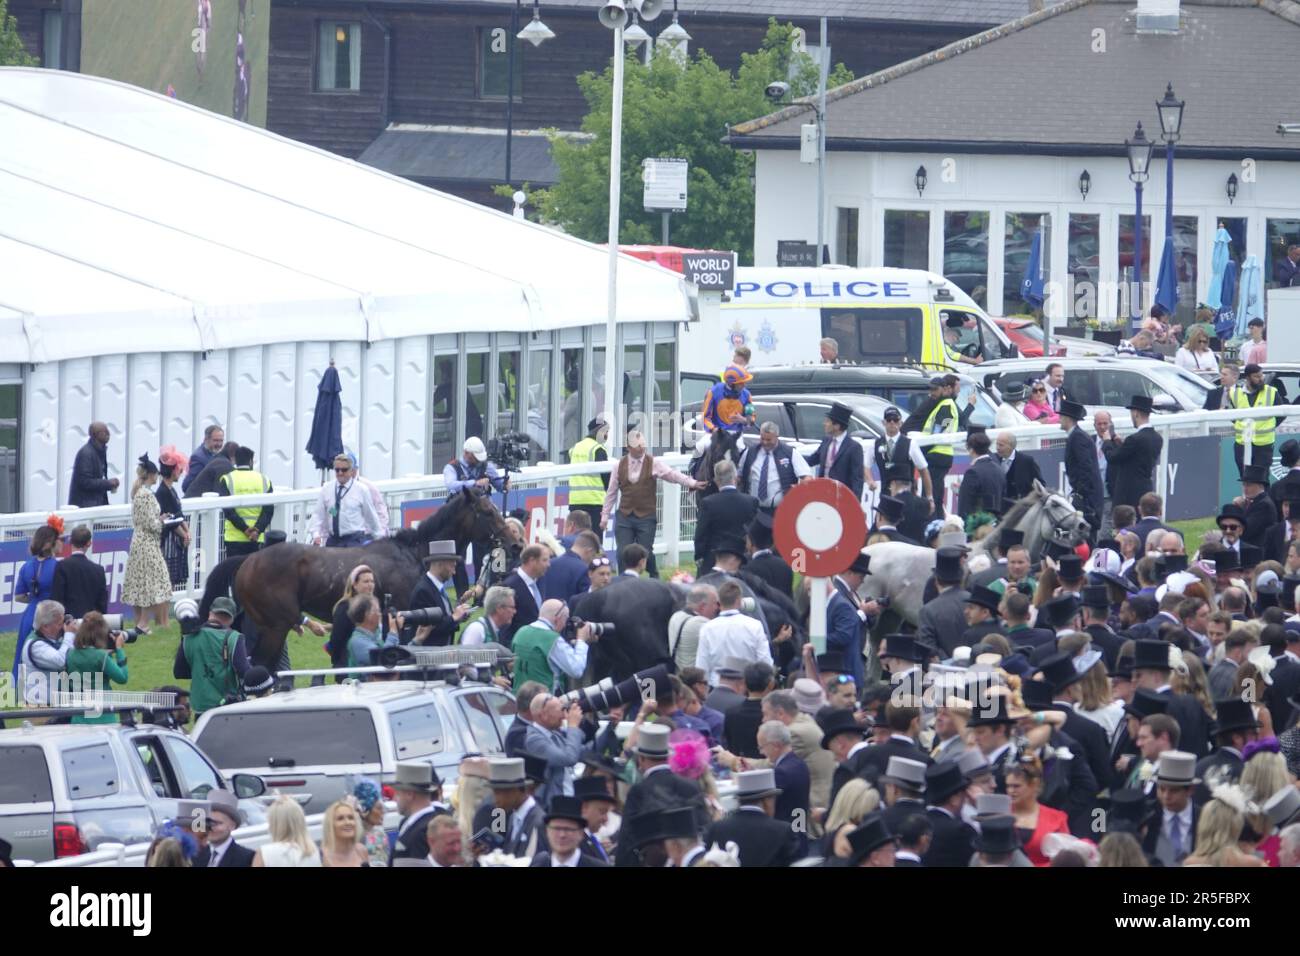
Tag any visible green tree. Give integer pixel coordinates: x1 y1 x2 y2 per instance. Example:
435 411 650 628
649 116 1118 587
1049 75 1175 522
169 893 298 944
531 20 851 263
0 0 37 67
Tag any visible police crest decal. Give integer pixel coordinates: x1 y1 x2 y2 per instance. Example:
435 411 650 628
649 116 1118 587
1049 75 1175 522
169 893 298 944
757 320 779 353
725 321 748 351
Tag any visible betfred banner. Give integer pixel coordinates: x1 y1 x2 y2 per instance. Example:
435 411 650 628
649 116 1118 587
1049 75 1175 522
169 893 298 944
0 530 135 632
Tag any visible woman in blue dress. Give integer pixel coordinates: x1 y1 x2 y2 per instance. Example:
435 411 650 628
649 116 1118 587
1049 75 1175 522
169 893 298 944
12 518 62 680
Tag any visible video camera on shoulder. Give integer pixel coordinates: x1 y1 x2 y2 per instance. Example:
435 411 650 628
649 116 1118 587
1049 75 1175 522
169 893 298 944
486 431 531 471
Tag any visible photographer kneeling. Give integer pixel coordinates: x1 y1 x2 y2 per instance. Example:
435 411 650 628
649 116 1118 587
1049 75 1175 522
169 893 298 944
173 597 250 718
511 599 599 695
63 612 129 724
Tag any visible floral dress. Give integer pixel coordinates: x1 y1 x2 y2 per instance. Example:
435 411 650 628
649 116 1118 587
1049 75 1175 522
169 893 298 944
361 825 389 867
122 486 174 606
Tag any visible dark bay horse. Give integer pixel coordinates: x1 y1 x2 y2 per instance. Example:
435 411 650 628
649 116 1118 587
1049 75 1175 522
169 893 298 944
693 428 744 503
232 489 519 668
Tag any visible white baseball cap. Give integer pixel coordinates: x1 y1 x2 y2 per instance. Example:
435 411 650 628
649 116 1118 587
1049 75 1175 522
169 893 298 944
463 437 486 458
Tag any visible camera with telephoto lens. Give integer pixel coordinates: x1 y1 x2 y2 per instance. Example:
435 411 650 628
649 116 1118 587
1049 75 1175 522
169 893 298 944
174 598 203 636
403 606 446 627
875 595 891 609
559 664 669 715
101 613 147 644
486 430 531 471
563 616 615 640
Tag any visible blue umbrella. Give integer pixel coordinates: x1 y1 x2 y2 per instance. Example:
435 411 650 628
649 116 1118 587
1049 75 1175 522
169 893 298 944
1205 226 1230 311
306 361 344 472
1154 235 1179 317
1234 254 1263 340
1020 229 1045 310
1215 258 1239 339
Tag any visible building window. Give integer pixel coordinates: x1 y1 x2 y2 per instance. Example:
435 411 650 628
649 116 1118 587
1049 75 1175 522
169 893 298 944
465 353 488 446
525 349 552 461
883 210 928 270
652 342 676 451
1118 213 1151 318
1169 215 1198 325
42 10 62 69
943 211 990 309
835 208 859 266
431 355 457 469
478 27 523 100
1266 218 1300 289
1003 213 1051 318
560 347 584 454
0 382 19 514
1067 213 1100 324
316 21 361 92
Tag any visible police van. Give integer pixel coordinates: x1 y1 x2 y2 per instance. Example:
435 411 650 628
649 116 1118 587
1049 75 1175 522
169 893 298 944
682 266 1019 378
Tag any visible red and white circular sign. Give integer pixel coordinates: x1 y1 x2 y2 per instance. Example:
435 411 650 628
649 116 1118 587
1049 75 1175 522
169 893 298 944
772 478 867 577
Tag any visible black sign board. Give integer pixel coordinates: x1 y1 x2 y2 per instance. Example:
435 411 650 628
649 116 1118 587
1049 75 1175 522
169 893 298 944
777 240 819 268
682 250 736 291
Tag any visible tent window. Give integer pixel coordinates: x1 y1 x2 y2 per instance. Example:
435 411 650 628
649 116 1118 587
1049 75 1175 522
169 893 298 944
317 22 361 92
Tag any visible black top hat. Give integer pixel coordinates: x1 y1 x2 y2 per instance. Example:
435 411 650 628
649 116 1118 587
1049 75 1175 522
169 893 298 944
934 547 965 583
1112 654 1135 681
1284 495 1300 515
1108 788 1157 831
1038 651 1086 695
974 815 1022 855
544 795 587 827
1127 395 1155 414
1042 539 1073 560
965 584 1002 614
523 754 548 785
1093 537 1120 554
1216 503 1247 528
846 812 897 863
1240 465 1270 485
0 836 11 866
632 806 697 848
750 509 774 530
574 776 617 804
1040 593 1082 631
1096 570 1139 594
1080 584 1110 609
819 708 867 750
847 552 872 576
826 403 853 428
1157 553 1188 575
1212 698 1261 735
713 533 749 559
579 751 625 778
998 528 1025 549
1059 399 1088 422
880 633 928 664
1001 381 1028 402
876 495 905 522
1240 543 1263 569
1020 678 1054 711
966 694 1020 727
1057 554 1085 581
924 761 967 805
1132 639 1172 672
1211 548 1241 573
1124 687 1170 720
816 651 848 674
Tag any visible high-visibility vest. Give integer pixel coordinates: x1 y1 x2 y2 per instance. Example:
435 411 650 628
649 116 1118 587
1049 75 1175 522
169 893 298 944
923 398 959 458
567 436 606 506
221 468 270 542
1231 385 1277 446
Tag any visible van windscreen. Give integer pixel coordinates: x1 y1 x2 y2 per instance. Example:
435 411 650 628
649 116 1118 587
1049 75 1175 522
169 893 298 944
822 308 923 363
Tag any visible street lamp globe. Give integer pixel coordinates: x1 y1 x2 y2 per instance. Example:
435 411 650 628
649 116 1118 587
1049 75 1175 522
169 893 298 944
624 12 650 46
517 10 555 46
1126 122 1153 183
658 1 691 45
1156 83 1185 143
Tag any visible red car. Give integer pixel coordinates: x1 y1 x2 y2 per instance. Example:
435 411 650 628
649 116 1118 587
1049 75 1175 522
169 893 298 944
995 318 1064 358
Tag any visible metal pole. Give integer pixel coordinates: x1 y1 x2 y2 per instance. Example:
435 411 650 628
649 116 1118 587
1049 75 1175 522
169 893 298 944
1133 181 1144 331
661 211 669 245
505 0 520 185
603 26 623 455
815 16 828 264
810 576 828 654
1164 139 1175 253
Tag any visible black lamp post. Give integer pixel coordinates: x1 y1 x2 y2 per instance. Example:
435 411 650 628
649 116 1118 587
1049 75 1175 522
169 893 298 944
1156 83 1184 244
1126 122 1154 326
915 165 927 197
505 1 555 186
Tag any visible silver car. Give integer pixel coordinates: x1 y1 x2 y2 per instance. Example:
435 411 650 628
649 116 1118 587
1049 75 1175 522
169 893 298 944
192 678 518 816
979 356 1213 421
0 720 266 863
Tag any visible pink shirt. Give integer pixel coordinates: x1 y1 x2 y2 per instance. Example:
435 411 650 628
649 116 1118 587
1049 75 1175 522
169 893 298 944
1241 340 1267 366
1023 399 1060 424
601 453 695 523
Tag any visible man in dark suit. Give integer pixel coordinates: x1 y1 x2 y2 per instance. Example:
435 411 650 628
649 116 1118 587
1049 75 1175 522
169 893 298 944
827 553 874 688
822 708 871 810
1239 465 1279 549
995 431 1044 505
402 542 471 646
694 458 758 575
1269 630 1300 733
497 544 551 647
757 720 810 853
746 513 793 597
1105 396 1164 511
922 762 974 867
1275 243 1300 287
183 442 238 499
616 725 711 866
1145 751 1201 866
505 682 547 757
540 531 598 603
1203 363 1240 412
919 548 970 657
1131 495 1173 552
389 762 453 865
703 769 801 867
67 422 119 508
956 430 1004 520
722 662 772 758
1080 585 1126 670
528 796 611 867
1060 400 1104 540
960 585 1005 647
999 589 1056 653
1132 640 1211 759
191 791 255 868
804 402 864 500
851 702 934 791
1038 652 1114 793
1193 699 1259 803
50 525 107 619
891 476 932 546
870 494 917 544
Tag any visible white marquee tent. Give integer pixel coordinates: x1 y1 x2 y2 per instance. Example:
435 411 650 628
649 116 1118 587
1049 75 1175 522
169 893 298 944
0 69 690 510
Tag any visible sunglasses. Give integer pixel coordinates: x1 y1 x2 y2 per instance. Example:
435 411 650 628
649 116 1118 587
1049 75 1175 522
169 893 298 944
589 557 612 568
828 674 853 685
1031 387 1046 393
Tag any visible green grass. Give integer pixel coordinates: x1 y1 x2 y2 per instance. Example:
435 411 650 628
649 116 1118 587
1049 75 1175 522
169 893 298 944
1170 517 1216 546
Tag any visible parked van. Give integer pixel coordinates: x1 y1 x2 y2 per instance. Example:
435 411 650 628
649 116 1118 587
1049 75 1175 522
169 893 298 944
681 266 1019 376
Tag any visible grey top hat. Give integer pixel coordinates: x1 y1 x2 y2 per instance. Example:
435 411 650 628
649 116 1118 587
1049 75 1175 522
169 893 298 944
176 799 211 829
207 789 245 827
425 539 463 563
1263 785 1300 829
394 761 440 792
881 756 928 791
957 748 992 780
974 793 1012 819
634 723 671 759
734 768 782 801
1153 750 1200 787
488 757 528 789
